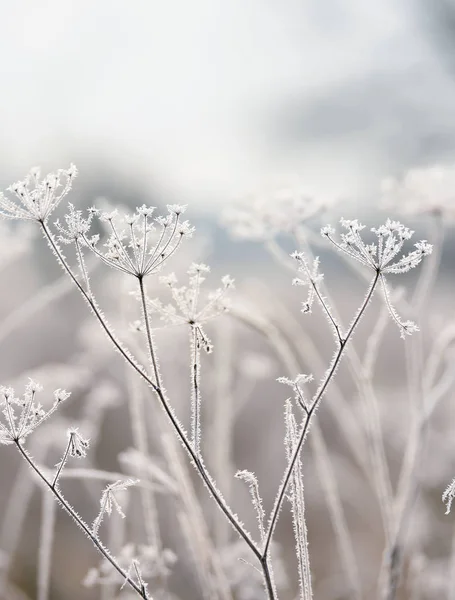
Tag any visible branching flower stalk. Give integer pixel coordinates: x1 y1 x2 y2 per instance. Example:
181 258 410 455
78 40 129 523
0 169 433 600
264 218 431 563
0 382 150 599
0 167 265 595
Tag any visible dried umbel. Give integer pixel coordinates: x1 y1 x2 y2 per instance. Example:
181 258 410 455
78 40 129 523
55 202 194 279
319 218 432 338
0 165 77 222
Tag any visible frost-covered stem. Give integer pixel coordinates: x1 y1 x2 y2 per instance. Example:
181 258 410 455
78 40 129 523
285 402 312 600
191 326 202 457
40 223 152 386
230 302 361 596
309 277 342 343
41 222 261 568
14 441 149 599
38 490 56 600
210 321 234 547
260 555 277 600
75 239 92 297
263 271 380 557
138 276 162 389
51 436 71 488
0 439 48 588
126 371 161 552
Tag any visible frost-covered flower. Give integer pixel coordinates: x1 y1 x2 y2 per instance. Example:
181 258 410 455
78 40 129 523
146 263 234 353
321 218 433 338
60 203 194 278
0 165 77 222
0 382 70 445
381 164 455 216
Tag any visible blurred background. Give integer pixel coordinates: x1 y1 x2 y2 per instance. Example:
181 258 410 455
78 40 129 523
1 1 455 599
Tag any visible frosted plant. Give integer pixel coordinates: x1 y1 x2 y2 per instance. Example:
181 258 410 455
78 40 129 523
320 218 432 338
0 381 69 446
55 203 194 279
0 166 434 600
92 479 139 536
146 264 234 456
0 165 77 222
443 478 455 515
0 380 151 599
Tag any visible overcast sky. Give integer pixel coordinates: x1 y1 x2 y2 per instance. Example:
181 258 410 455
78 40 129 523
1 0 455 210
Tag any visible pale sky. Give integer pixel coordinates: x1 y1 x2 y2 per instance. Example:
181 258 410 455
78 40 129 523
1 0 455 210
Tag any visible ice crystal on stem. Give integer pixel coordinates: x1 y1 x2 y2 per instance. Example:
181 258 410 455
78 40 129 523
235 470 266 543
443 478 455 515
0 165 77 222
92 479 139 536
277 374 313 413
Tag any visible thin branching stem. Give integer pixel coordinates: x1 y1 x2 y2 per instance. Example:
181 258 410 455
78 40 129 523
263 270 380 557
14 441 149 599
41 223 262 569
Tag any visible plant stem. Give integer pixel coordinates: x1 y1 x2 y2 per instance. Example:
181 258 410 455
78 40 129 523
14 441 148 599
263 270 380 557
41 224 263 576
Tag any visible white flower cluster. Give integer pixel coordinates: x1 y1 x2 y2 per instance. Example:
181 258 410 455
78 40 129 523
322 218 432 275
146 263 234 353
381 165 455 216
0 165 77 222
0 381 70 445
55 202 194 279
321 218 433 338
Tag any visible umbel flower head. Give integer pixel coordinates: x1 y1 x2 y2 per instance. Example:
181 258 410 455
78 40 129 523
0 165 77 222
0 380 70 445
146 263 234 352
55 203 194 278
318 218 433 338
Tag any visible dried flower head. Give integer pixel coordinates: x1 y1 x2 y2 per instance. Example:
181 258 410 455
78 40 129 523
0 165 77 222
320 218 433 338
58 202 194 278
146 263 234 353
0 382 70 445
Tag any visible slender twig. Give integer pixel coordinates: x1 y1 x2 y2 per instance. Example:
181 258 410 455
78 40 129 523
263 271 380 557
14 441 149 599
40 223 262 566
